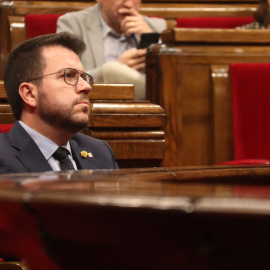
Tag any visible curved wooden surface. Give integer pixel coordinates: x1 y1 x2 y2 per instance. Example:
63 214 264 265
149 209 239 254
0 262 28 270
0 165 270 270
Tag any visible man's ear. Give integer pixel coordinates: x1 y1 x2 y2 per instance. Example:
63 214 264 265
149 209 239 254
19 82 38 108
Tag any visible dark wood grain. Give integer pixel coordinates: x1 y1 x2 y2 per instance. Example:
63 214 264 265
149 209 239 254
146 28 270 167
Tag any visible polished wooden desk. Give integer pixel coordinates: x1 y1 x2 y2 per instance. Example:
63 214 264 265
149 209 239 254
146 28 270 167
0 165 270 270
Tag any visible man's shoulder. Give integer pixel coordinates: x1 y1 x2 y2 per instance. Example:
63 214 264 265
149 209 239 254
0 132 12 151
0 132 9 141
58 5 97 20
72 133 107 147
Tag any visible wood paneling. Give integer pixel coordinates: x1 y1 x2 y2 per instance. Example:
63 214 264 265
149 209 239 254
146 28 270 167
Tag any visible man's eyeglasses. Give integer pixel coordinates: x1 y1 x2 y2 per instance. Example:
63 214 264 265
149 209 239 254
27 68 94 90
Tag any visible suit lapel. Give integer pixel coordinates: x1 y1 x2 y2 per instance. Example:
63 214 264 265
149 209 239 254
9 122 53 172
87 5 104 67
70 139 94 170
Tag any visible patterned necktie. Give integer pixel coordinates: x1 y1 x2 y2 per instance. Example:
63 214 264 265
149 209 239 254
52 147 75 171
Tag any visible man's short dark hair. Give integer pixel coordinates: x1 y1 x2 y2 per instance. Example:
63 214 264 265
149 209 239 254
4 32 86 120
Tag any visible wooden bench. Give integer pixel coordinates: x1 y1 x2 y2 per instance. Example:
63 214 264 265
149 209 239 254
0 81 167 168
146 28 270 167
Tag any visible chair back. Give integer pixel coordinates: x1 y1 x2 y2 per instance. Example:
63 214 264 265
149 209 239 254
0 124 13 133
230 63 270 160
25 14 62 38
176 16 254 28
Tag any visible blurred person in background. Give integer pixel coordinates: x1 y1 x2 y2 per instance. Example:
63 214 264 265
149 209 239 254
57 0 167 100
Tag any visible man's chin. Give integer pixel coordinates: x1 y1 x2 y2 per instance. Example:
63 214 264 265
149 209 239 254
75 115 89 128
67 114 89 132
69 121 89 133
118 14 126 22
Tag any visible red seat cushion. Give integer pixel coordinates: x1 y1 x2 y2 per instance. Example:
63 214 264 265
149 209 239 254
176 17 254 28
25 14 63 39
0 124 13 133
230 63 270 160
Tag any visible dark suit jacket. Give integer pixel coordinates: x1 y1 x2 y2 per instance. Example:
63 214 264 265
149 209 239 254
0 121 119 173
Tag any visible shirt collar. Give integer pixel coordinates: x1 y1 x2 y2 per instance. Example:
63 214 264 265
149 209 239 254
19 121 72 160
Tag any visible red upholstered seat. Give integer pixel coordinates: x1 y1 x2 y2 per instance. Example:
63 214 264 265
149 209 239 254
25 14 63 39
0 124 13 133
176 16 254 28
230 63 270 161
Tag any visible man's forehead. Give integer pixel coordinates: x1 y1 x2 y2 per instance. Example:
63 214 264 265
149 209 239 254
100 0 141 4
41 45 78 63
41 45 74 54
41 45 82 70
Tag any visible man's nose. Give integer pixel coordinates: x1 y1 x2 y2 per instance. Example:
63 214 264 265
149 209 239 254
76 76 92 94
122 0 134 8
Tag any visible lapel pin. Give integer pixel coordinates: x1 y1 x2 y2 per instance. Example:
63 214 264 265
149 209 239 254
81 151 93 158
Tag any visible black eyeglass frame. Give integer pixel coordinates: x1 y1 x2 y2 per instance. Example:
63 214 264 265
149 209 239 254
27 67 94 90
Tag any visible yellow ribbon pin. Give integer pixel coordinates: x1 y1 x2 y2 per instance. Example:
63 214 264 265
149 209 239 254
80 151 93 158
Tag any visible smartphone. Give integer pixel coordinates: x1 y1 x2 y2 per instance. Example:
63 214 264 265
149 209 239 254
137 33 160 49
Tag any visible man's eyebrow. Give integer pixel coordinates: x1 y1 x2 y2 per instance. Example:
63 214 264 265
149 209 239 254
53 68 66 74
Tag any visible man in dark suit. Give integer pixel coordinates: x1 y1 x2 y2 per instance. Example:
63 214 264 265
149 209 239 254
0 32 119 173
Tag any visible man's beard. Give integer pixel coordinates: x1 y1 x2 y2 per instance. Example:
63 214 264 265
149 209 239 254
38 92 90 133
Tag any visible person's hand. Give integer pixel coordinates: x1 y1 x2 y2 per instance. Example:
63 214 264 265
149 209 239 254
119 7 152 37
117 48 147 72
